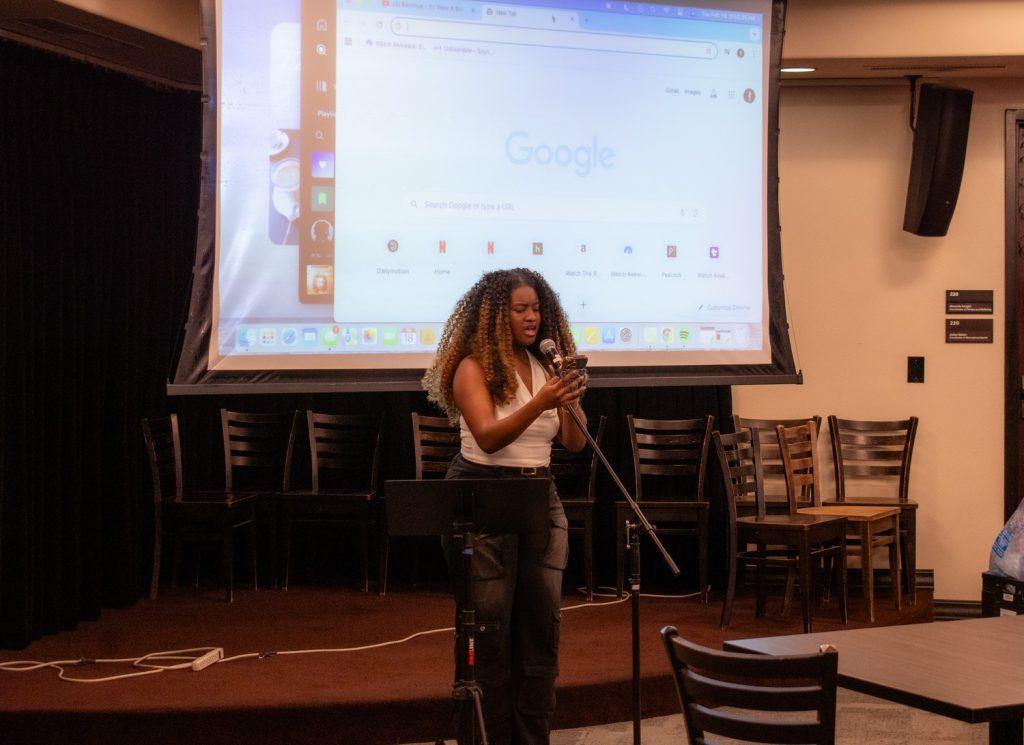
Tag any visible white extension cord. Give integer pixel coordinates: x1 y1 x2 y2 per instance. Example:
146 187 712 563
0 594 632 684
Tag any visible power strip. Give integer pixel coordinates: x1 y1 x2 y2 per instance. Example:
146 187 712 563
190 648 223 672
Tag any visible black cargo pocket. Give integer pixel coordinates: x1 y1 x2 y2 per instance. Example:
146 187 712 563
471 534 509 581
542 515 569 571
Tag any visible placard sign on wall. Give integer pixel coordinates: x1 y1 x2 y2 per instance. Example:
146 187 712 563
946 290 994 314
946 318 993 343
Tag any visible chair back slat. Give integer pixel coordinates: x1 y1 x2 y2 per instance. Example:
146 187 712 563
142 414 183 502
776 421 822 513
637 463 699 478
683 670 826 711
662 627 838 745
689 706 826 745
412 412 460 480
635 432 702 446
306 411 382 493
839 448 904 462
629 415 713 500
639 448 701 462
829 415 918 502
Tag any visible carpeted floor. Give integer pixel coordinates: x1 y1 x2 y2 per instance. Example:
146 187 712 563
419 690 987 744
543 690 988 744
0 585 932 745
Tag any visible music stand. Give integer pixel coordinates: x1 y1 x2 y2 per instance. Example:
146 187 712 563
385 478 551 745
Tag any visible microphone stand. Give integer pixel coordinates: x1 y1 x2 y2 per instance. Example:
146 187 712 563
555 366 680 745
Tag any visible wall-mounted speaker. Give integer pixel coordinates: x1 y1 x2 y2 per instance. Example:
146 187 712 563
903 83 974 237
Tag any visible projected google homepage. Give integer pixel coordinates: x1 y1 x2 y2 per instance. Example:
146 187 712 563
217 0 769 369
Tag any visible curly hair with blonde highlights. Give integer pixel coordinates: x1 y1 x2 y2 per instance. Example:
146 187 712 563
423 268 577 421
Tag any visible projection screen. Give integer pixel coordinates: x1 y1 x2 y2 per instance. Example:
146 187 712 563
171 0 796 392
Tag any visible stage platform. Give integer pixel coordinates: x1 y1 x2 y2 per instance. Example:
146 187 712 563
0 585 932 745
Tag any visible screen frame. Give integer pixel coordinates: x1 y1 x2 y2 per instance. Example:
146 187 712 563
169 0 798 395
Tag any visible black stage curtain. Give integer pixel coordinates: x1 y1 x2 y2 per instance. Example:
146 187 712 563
0 40 733 649
0 41 201 648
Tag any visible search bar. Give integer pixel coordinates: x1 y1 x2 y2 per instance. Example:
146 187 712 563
391 18 718 59
405 194 707 225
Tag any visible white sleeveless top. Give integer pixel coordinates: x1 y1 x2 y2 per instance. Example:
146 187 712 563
459 352 560 468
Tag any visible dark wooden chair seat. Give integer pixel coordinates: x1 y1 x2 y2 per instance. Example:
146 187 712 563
616 415 714 600
715 429 848 633
278 489 373 502
779 421 903 623
826 415 919 603
278 412 384 594
662 625 839 745
552 415 606 602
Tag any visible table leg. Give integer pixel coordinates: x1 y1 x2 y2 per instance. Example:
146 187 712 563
904 509 917 605
861 521 874 623
989 718 1023 745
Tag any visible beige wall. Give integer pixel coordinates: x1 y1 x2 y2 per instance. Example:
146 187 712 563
785 0 1024 59
735 77 1024 600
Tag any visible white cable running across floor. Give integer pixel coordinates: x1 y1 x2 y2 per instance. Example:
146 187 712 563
0 594 631 683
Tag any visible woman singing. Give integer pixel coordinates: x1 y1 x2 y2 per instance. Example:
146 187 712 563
423 268 587 745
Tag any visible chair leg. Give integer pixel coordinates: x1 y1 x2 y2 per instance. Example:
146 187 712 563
616 507 626 598
360 510 370 594
171 531 182 589
267 498 278 590
889 517 902 611
822 556 834 604
584 511 594 603
755 545 767 618
782 568 796 617
222 523 235 604
282 508 292 591
150 512 163 600
904 512 917 604
720 549 737 628
837 540 849 624
698 511 709 603
861 522 874 623
799 536 813 634
377 511 389 597
249 515 259 592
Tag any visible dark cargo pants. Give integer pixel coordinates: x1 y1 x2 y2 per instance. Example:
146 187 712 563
445 454 569 745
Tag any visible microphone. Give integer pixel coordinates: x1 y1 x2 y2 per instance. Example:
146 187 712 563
538 338 564 372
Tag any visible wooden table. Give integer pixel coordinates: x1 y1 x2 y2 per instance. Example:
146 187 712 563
725 616 1024 745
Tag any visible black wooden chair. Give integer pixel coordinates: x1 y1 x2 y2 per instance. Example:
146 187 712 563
616 415 713 600
411 413 460 479
779 421 902 623
825 416 919 602
143 412 288 603
714 429 848 633
662 625 839 745
278 412 384 594
551 415 606 602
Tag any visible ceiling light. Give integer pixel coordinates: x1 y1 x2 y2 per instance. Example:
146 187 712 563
781 67 816 73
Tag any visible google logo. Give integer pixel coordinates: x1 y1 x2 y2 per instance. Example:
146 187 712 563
505 131 615 177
